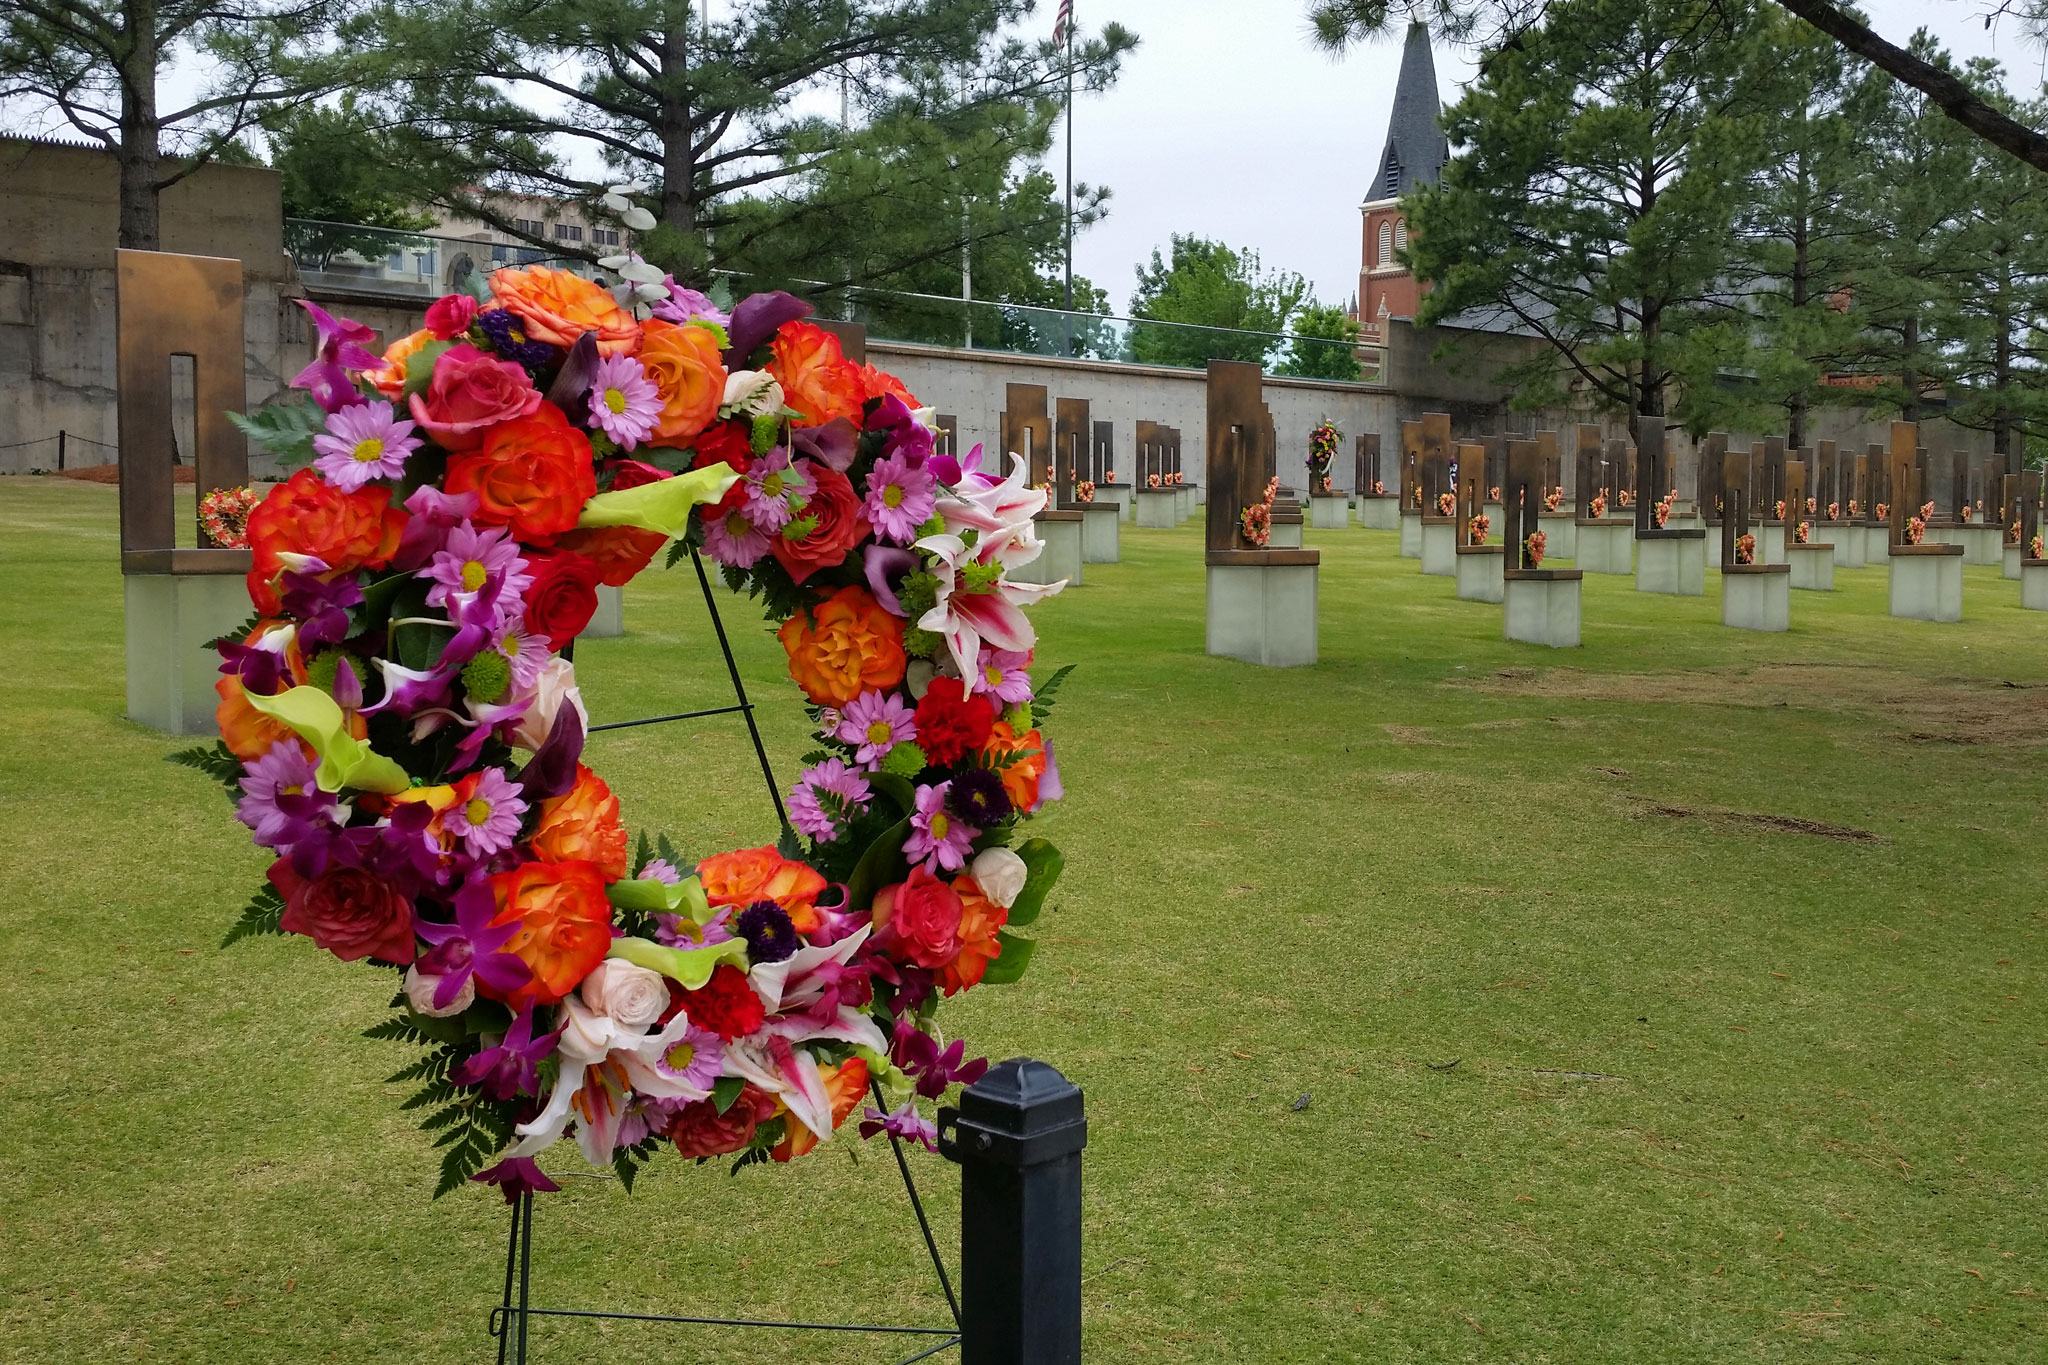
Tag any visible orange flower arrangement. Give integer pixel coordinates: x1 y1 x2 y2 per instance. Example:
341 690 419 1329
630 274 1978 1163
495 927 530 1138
444 406 598 541
637 318 726 448
528 764 629 881
488 859 615 1009
777 584 907 707
941 875 1009 996
768 320 864 428
698 845 829 934
489 264 642 356
245 468 407 613
363 328 434 399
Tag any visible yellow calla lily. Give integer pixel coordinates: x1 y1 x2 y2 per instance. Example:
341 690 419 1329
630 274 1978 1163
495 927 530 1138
577 464 741 537
240 685 412 794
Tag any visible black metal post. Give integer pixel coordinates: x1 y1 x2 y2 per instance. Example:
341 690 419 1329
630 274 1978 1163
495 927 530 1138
57 429 66 471
937 1059 1087 1365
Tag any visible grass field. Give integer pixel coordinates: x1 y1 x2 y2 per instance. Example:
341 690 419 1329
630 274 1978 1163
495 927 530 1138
2 476 2043 1363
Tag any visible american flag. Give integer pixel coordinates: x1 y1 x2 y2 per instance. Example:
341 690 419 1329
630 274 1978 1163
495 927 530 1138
1053 0 1072 47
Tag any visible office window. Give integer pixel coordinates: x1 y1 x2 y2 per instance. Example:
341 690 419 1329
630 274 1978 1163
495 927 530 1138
386 252 403 272
415 250 436 277
593 228 619 247
553 222 583 243
513 217 544 237
491 243 508 263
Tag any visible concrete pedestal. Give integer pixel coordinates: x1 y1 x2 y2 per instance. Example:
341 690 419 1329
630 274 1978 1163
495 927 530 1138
2022 560 2048 610
582 584 624 637
1134 490 1179 529
1538 511 1576 562
1012 512 1083 587
1483 501 1506 533
1420 520 1457 576
1309 494 1350 529
1358 495 1399 530
1097 482 1133 522
1757 523 1788 565
1950 524 2003 566
1079 505 1122 563
1788 542 1835 591
125 571 256 735
1206 559 1318 666
1504 571 1582 648
1634 531 1706 595
2004 545 2023 581
1269 516 1304 549
1399 511 1421 558
1455 545 1505 603
1722 565 1791 631
1574 520 1633 574
1887 547 1963 622
1828 525 1865 569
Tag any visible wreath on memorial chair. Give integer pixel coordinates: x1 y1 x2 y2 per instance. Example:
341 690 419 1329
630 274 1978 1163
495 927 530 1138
171 266 1071 1201
2032 531 2044 560
1524 530 1546 567
1543 487 1563 512
1468 513 1491 546
1735 532 1757 565
1306 420 1339 495
1652 491 1674 528
1908 501 1935 545
2009 518 2022 547
1435 491 1456 517
1796 520 1811 545
1588 492 1607 519
200 485 262 549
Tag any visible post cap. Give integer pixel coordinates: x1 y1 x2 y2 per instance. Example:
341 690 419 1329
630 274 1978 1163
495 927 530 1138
937 1058 1087 1168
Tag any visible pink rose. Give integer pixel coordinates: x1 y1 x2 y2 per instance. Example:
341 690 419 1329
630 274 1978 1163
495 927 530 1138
269 858 415 965
871 865 963 970
425 293 480 340
407 343 542 451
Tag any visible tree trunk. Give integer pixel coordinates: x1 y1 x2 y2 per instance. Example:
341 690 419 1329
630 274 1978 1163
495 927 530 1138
658 6 697 246
1788 196 1810 450
117 0 161 250
1899 315 1919 423
1993 284 2013 469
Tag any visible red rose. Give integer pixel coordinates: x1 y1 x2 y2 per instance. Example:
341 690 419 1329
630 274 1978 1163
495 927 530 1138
407 343 542 451
553 524 665 587
268 857 415 965
672 963 767 1040
666 1085 776 1157
691 419 754 475
771 463 870 584
913 676 995 766
523 550 603 649
871 865 963 970
604 458 670 491
424 293 479 340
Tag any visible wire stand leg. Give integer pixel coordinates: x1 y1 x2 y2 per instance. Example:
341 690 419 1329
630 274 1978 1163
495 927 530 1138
872 1079 961 1329
515 1190 534 1365
688 545 790 830
494 1191 523 1365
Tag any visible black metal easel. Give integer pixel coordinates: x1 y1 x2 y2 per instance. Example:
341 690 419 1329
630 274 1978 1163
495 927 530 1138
489 545 961 1363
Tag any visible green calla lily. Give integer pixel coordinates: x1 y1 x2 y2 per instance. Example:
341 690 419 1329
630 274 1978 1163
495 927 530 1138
606 874 712 922
577 464 741 537
606 934 749 991
241 685 411 794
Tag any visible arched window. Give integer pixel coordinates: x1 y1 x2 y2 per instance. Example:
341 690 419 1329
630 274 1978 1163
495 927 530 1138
1394 219 1408 254
1378 220 1394 265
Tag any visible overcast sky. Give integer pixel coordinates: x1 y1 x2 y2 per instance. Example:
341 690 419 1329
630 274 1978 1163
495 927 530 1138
1065 0 2030 315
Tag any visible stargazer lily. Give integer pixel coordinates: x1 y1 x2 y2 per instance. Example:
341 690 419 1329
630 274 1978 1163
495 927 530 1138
915 453 1065 682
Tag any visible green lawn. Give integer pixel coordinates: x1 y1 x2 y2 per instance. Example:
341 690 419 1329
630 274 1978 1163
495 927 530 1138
1 477 2042 1363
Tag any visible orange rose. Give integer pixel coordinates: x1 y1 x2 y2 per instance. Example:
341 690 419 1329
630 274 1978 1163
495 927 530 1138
940 874 1009 996
698 845 827 935
444 406 597 541
767 321 864 428
363 328 435 399
216 675 303 762
488 264 641 356
776 585 906 708
983 721 1050 815
529 764 629 881
553 524 666 587
245 469 407 614
772 1056 869 1161
852 362 916 408
489 859 614 1009
637 319 726 448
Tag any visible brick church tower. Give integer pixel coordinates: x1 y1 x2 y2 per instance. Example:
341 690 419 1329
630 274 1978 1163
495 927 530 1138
1358 24 1450 346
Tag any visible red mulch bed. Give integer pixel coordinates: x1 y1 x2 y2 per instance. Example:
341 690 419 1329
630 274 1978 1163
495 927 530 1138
59 465 196 485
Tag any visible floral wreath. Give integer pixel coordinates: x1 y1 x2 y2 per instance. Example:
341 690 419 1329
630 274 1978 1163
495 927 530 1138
177 261 1070 1202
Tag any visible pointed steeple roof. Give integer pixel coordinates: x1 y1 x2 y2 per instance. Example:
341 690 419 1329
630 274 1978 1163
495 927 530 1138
1367 23 1449 204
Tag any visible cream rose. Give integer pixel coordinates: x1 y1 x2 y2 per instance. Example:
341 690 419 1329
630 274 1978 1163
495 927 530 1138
969 846 1028 909
403 965 474 1018
511 655 589 751
579 959 669 1029
719 369 785 420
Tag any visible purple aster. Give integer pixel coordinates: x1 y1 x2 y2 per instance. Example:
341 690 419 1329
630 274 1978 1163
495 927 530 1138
947 767 1013 826
645 1014 723 1093
640 857 682 885
890 1017 990 1100
787 757 873 843
703 503 771 568
425 520 531 617
736 900 799 964
859 1101 938 1151
904 781 976 873
455 1006 562 1101
586 353 661 450
235 741 341 851
291 299 380 415
835 690 916 767
863 450 936 544
312 399 420 491
489 619 551 693
414 878 534 1011
476 308 558 371
743 450 812 532
970 647 1034 705
442 767 528 859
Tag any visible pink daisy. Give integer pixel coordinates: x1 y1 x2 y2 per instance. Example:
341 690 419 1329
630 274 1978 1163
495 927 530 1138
864 451 936 544
703 503 771 568
312 399 420 491
970 647 1033 706
787 758 873 843
904 781 976 873
835 690 916 766
743 450 812 532
586 353 661 450
442 767 528 859
426 521 531 618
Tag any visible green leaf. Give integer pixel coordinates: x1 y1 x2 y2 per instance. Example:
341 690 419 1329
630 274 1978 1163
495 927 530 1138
228 392 328 470
710 1075 746 1115
979 929 1035 985
220 883 288 948
867 771 917 817
1029 663 1077 719
168 742 244 802
845 816 910 912
401 340 453 400
1004 838 1063 928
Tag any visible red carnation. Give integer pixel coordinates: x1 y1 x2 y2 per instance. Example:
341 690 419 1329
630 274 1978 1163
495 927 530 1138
913 676 995 766
674 963 766 1040
691 419 755 475
523 549 603 649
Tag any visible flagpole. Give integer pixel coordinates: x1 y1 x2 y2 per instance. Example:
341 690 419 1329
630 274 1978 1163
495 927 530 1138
1062 0 1074 327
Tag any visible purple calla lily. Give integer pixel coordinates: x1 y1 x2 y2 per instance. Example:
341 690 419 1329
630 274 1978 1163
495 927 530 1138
721 290 813 366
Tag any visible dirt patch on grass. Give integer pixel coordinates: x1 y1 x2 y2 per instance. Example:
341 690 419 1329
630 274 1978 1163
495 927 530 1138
1636 801 1884 843
1457 662 2048 744
1382 725 1444 744
58 464 192 485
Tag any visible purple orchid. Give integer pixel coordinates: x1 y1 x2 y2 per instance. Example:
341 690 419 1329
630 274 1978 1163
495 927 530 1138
417 879 534 1014
868 393 934 466
392 486 482 573
279 566 365 652
859 1101 938 1151
291 300 381 414
471 1155 562 1203
890 1018 989 1100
